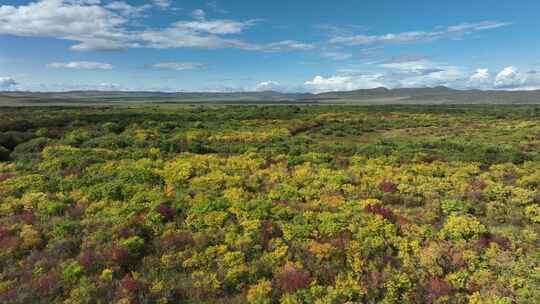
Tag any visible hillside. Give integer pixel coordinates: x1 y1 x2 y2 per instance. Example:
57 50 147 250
2 87 540 105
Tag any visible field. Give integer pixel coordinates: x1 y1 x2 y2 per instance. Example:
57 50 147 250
1 105 540 303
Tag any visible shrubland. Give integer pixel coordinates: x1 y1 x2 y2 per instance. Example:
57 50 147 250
0 105 539 303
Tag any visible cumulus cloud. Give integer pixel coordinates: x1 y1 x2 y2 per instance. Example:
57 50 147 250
494 66 519 88
150 62 206 71
493 66 540 90
0 0 311 52
255 81 282 91
300 64 540 94
304 74 385 93
302 58 468 93
0 77 18 90
0 0 132 51
46 61 113 69
467 68 492 89
330 21 511 46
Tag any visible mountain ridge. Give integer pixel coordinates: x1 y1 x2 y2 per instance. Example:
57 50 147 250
1 86 540 105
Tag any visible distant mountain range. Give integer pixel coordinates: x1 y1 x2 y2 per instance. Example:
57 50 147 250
2 86 540 105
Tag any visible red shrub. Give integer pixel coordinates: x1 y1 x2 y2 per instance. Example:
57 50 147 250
0 173 16 182
364 204 395 222
475 234 511 251
15 210 35 224
0 235 19 249
260 220 283 249
260 158 281 169
117 227 133 239
379 181 398 193
276 262 312 293
329 230 352 249
110 246 130 265
368 270 383 289
160 232 194 250
156 204 175 221
37 272 60 296
0 227 11 240
469 179 487 191
78 251 95 270
121 274 139 293
427 277 453 303
272 200 289 206
68 204 85 218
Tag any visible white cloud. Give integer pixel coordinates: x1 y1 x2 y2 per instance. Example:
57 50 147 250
304 74 385 93
263 40 316 52
191 9 206 20
330 21 511 46
467 68 492 89
17 81 129 92
0 0 311 52
150 62 206 70
173 19 258 35
302 59 468 93
0 77 18 90
151 0 171 9
301 64 540 93
321 51 352 61
255 81 281 91
0 0 131 51
378 59 466 88
493 66 540 90
46 61 113 69
206 1 228 14
494 66 519 87
105 1 150 17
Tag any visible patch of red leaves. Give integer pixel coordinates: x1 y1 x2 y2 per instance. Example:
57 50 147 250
475 234 511 251
469 179 487 191
378 181 398 193
272 200 289 207
37 272 60 296
363 204 396 222
276 262 312 293
427 277 454 303
0 173 16 182
78 251 96 270
160 232 194 251
155 204 175 221
121 274 139 293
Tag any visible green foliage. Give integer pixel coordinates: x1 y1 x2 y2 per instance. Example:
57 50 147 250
0 105 539 303
63 261 84 284
441 214 487 240
120 236 146 256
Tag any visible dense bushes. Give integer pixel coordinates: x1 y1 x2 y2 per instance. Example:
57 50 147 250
0 105 539 303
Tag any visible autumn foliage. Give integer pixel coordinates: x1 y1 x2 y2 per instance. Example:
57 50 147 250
0 105 539 303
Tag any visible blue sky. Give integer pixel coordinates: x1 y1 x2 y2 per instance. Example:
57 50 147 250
0 0 539 92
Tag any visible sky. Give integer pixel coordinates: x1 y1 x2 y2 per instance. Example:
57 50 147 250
0 0 539 93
